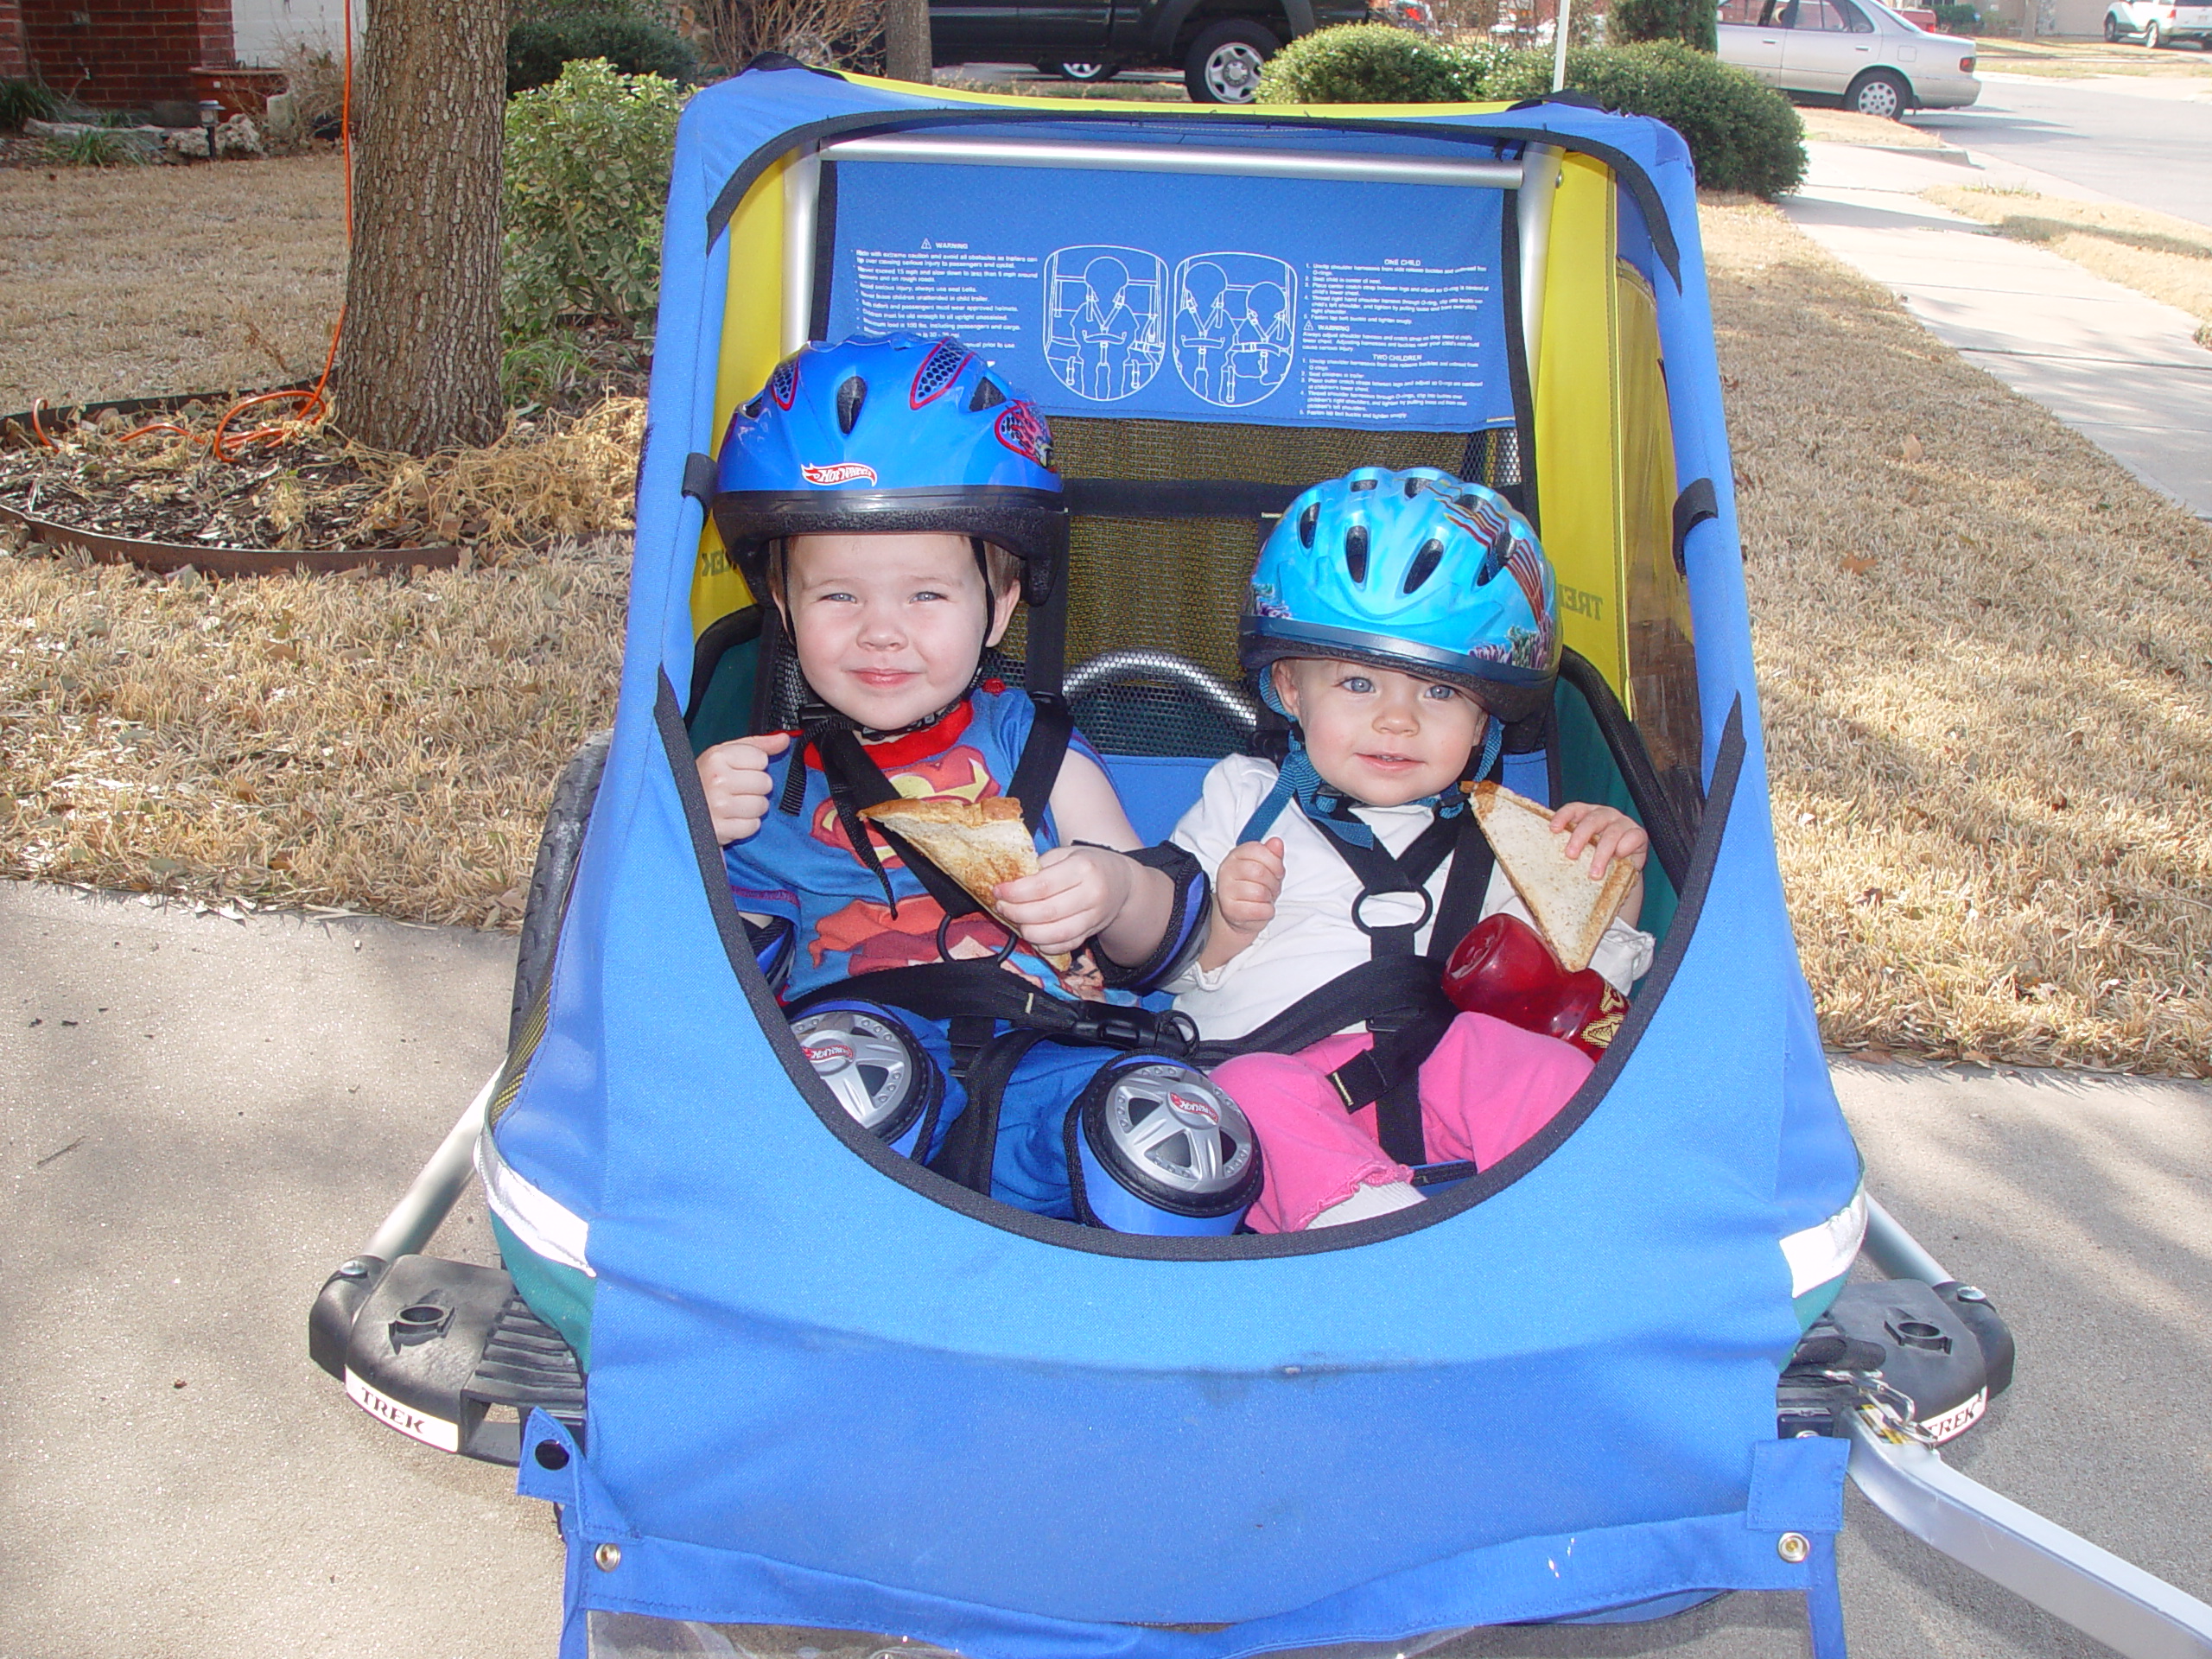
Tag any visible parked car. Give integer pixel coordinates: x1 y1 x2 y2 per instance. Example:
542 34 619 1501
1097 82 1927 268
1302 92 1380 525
1716 0 1980 116
933 0 1374 99
2103 0 2212 45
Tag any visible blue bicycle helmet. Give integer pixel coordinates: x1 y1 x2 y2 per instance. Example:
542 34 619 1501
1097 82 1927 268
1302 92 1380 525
713 334 1066 607
1242 467 1560 726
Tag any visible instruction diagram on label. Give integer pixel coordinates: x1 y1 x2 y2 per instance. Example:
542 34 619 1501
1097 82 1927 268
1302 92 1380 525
1043 246 1166 402
1303 258 1491 423
826 162 1515 430
1173 253 1296 410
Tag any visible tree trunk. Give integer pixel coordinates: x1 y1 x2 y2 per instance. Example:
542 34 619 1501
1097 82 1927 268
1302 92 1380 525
328 0 505 455
883 0 934 82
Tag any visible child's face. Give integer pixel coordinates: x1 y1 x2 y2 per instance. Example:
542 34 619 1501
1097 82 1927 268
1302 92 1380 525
1274 658 1487 808
782 532 1018 732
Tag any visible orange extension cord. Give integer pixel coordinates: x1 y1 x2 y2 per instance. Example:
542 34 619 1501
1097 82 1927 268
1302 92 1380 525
28 0 353 463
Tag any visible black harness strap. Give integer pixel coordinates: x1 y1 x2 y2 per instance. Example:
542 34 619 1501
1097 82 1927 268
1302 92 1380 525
928 1027 1047 1195
1427 810 1497 964
1313 808 1461 959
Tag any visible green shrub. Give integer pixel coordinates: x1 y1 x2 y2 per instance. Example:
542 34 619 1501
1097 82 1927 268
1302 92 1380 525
506 13 700 95
1607 0 1718 51
1930 2 1981 29
503 58 687 343
0 76 67 130
1253 23 1491 103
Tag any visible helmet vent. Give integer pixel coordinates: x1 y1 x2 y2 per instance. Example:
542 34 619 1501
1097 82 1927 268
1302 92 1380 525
1344 524 1370 585
1477 527 1512 586
969 376 1007 412
1297 503 1319 548
836 374 868 435
1404 477 1422 499
744 392 767 419
1350 476 1378 492
1403 537 1445 594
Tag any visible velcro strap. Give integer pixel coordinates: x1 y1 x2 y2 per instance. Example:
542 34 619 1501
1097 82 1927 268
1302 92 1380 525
683 452 720 505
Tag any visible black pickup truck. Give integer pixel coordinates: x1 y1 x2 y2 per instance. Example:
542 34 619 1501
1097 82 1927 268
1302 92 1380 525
932 0 1375 101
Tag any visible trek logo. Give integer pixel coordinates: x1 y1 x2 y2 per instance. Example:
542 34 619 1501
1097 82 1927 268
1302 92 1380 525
346 1368 461 1452
802 461 878 486
1922 1389 1986 1444
1167 1090 1221 1127
1558 584 1605 622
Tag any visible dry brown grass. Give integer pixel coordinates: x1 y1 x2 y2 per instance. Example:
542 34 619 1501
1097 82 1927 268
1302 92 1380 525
1705 194 2212 1075
0 155 346 413
0 541 626 926
1924 184 2212 336
1799 108 1951 147
1973 36 2212 76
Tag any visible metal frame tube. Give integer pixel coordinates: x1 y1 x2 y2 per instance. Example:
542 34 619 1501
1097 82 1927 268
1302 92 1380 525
362 1074 497 1264
1062 649 1259 740
1862 1193 1952 1286
1516 144 1561 390
782 145 823 355
1851 1409 2212 1658
820 133 1524 191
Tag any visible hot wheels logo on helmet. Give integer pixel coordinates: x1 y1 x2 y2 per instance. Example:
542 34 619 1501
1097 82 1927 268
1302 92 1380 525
801 462 879 486
768 358 800 410
995 402 1052 468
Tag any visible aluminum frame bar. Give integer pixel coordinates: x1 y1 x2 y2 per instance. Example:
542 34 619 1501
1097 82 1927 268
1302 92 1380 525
1850 1408 2212 1658
818 133 1525 190
362 1074 497 1264
1861 1192 1953 1286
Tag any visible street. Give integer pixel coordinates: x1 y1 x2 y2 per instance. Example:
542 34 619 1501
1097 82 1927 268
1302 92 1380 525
3 879 2209 1657
1913 67 2212 226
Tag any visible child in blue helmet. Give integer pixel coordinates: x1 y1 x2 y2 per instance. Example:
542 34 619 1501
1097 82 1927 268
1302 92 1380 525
1166 467 1656 1232
696 335 1239 1229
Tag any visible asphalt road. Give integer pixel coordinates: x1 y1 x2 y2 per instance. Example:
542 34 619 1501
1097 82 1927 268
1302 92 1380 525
1912 69 2212 226
3 879 2208 1658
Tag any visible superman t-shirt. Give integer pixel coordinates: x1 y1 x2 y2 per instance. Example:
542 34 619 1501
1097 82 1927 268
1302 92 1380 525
720 685 1124 1003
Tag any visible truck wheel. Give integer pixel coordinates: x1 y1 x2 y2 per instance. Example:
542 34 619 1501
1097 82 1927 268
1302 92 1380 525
510 728 612 1052
1185 19 1278 103
1043 60 1121 79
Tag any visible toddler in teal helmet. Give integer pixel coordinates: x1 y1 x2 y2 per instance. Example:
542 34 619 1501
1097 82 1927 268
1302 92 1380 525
1165 467 1656 1232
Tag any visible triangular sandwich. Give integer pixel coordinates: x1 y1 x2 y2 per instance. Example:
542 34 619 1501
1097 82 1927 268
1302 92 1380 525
1469 780 1637 974
857 796 1071 970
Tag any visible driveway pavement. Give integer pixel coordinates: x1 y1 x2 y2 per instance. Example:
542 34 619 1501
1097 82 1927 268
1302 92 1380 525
1783 140 2212 518
3 879 2207 1658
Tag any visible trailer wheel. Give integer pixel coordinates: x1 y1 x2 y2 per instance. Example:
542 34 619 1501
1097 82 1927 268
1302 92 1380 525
510 729 613 1051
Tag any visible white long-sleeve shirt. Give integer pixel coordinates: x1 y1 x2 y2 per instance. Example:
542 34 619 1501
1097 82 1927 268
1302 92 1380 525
1165 755 1656 1042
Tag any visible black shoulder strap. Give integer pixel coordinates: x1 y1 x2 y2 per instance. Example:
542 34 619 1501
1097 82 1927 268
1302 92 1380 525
1427 810 1496 964
1007 693 1073 836
809 724 986 924
928 1027 1047 1195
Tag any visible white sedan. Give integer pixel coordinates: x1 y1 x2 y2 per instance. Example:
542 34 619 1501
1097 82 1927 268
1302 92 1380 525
2103 0 2212 46
1718 0 1981 118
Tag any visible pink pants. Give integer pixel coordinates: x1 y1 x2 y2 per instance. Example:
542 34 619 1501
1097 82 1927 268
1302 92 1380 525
1210 1011 1594 1233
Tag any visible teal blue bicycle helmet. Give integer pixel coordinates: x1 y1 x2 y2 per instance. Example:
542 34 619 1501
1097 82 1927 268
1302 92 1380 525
1243 467 1560 727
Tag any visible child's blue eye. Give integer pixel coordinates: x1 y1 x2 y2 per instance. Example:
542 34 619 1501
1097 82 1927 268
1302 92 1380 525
1422 683 1458 701
1340 676 1373 694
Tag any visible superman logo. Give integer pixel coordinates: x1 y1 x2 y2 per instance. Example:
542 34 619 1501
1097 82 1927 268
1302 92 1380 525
810 744 1002 862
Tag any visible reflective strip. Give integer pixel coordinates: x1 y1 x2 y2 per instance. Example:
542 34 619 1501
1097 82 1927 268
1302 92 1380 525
1782 1184 1868 1299
477 1130 595 1278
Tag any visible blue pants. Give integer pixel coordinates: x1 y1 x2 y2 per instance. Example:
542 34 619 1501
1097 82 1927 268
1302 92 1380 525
905 1019 1125 1220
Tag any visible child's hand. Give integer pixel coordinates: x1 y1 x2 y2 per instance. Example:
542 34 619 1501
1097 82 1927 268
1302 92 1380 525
1214 837 1286 940
696 733 792 845
994 845 1132 959
1551 802 1649 881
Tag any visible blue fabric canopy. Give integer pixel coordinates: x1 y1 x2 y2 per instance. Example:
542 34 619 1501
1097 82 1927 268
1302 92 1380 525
486 64 1866 1659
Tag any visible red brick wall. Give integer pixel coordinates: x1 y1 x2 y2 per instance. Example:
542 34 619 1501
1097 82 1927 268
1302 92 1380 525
20 0 236 107
0 0 29 79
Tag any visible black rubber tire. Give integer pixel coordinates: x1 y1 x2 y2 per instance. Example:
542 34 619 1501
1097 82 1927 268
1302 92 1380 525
2102 10 2121 38
1183 18 1279 103
509 728 613 1052
1847 68 1911 118
1045 60 1120 79
2145 18 2165 44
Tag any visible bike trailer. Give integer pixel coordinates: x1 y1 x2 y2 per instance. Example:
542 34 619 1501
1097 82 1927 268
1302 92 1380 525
308 62 2212 1659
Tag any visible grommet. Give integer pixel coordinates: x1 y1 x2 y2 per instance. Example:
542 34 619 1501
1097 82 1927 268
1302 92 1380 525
1777 1532 1811 1564
594 1541 623 1572
1954 1285 1987 1303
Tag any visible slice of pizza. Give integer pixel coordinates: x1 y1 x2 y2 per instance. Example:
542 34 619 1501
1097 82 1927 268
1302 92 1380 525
857 797 1071 971
1469 781 1637 974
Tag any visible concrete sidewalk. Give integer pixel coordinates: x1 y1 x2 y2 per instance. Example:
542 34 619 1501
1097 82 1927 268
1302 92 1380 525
4 876 2210 1656
1783 140 2212 518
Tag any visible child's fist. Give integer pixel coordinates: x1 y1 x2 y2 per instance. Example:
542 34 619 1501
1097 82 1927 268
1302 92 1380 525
696 732 792 845
1550 802 1649 882
1214 837 1286 938
994 844 1131 958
